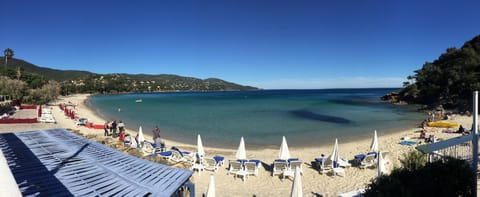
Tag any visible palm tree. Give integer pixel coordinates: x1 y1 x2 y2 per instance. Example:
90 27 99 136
16 66 22 80
4 48 14 70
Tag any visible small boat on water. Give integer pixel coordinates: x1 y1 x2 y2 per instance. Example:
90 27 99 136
135 99 143 103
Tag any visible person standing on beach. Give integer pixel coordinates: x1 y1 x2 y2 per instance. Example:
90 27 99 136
152 126 161 145
103 121 109 136
111 120 117 137
118 120 125 133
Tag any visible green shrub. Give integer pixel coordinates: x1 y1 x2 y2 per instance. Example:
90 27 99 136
364 151 475 197
399 150 427 171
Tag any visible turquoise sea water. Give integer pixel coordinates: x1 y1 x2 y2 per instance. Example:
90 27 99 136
87 89 425 148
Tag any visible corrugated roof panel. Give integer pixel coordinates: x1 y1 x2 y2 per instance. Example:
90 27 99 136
0 129 193 197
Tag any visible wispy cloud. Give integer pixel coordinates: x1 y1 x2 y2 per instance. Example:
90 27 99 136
247 77 405 89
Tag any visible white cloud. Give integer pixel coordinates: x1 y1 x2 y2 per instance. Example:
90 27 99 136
247 77 405 89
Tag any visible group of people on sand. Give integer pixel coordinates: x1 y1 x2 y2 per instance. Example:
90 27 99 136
103 120 125 138
102 120 165 149
419 109 469 143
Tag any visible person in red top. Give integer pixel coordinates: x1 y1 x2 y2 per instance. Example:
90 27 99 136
119 130 125 142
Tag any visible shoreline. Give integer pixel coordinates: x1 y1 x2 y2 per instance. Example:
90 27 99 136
0 93 472 196
85 92 427 150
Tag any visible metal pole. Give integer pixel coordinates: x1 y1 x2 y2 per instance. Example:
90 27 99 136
472 91 478 196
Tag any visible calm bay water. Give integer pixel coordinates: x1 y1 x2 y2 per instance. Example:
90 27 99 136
87 89 425 148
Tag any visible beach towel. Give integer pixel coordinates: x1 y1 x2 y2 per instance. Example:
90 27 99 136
399 141 417 146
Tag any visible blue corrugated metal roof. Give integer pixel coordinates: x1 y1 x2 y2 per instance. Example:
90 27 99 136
0 129 193 197
416 134 472 153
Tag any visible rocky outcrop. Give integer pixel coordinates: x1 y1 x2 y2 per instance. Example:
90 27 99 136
381 91 407 105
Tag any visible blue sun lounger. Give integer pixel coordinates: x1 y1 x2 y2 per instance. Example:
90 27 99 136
213 155 225 166
399 141 417 146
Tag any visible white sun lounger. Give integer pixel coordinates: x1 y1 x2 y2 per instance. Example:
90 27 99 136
244 161 258 177
272 160 288 176
203 158 219 172
317 158 332 174
283 160 303 180
359 154 376 169
228 160 243 175
128 136 138 149
337 157 352 168
142 141 156 153
38 114 56 123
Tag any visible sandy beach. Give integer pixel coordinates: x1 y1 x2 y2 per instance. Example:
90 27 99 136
0 94 472 196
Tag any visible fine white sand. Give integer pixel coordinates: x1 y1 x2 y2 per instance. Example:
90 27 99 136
0 94 473 196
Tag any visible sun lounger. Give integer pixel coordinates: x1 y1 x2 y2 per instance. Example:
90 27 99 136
288 158 299 162
38 114 56 123
272 160 288 176
399 141 417 146
213 156 225 166
314 157 323 169
289 160 303 174
282 160 303 180
203 158 219 172
359 154 376 169
156 147 190 163
192 159 204 173
149 143 165 153
181 153 193 162
367 151 377 157
353 154 365 166
171 149 191 163
315 157 344 176
157 151 173 160
123 134 131 145
142 141 156 153
354 152 376 164
317 158 332 174
248 159 260 167
337 157 352 168
171 146 191 157
244 161 259 176
126 136 138 148
236 159 247 164
228 160 243 175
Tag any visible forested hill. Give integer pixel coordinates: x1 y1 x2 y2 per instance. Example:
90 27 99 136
0 58 93 81
382 34 480 111
0 58 258 93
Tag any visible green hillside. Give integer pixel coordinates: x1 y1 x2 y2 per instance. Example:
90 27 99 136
0 57 258 93
383 34 480 111
0 58 93 81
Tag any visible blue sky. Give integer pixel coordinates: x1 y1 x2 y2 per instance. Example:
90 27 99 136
1 0 479 89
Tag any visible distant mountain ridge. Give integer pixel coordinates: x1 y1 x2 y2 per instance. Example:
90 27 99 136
0 58 94 81
0 57 258 91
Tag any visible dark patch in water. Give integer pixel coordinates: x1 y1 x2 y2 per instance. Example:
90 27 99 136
289 109 352 124
328 98 378 106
